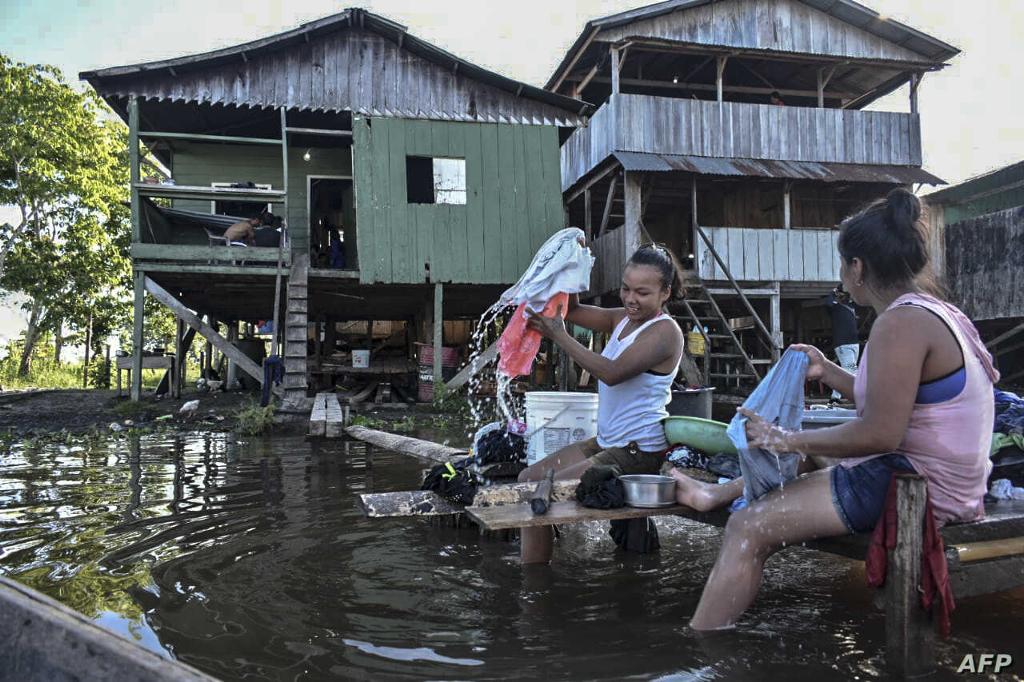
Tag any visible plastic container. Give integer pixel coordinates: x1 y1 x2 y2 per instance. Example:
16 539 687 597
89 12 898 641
663 416 737 455
668 387 714 419
801 408 857 429
416 343 461 368
352 350 370 368
525 391 599 465
686 325 706 356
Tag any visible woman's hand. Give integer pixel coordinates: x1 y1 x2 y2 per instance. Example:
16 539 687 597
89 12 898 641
737 407 795 454
527 305 567 341
789 343 829 382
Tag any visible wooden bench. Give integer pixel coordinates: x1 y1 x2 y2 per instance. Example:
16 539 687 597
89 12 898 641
116 355 176 398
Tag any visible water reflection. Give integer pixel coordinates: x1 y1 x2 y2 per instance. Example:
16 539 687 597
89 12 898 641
1 431 1021 681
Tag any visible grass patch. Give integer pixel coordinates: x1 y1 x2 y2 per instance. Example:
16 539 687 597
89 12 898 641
234 400 276 436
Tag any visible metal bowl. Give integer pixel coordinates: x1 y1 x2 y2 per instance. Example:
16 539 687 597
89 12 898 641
620 474 676 508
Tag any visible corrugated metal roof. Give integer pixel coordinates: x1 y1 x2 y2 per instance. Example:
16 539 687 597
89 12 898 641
81 8 591 123
546 0 958 91
613 151 945 184
925 160 1024 205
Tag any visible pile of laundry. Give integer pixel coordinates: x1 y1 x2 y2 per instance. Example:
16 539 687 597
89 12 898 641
989 389 1024 499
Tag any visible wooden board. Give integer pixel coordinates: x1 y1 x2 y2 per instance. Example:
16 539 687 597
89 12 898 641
359 490 460 517
309 393 327 437
345 425 466 463
466 500 698 531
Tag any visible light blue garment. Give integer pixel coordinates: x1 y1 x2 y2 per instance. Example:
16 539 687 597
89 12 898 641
727 348 809 502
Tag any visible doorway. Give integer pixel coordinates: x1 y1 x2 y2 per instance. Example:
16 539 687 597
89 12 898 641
308 176 355 269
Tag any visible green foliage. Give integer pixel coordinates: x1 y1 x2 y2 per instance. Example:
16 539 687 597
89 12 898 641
349 414 386 429
431 382 469 417
233 400 276 435
0 54 133 377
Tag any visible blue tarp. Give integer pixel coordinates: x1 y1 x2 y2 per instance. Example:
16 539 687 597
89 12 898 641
728 349 808 502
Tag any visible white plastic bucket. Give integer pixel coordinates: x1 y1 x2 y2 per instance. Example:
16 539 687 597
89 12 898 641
525 391 599 465
352 350 370 368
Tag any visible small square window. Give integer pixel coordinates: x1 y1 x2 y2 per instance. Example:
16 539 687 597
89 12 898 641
406 156 466 205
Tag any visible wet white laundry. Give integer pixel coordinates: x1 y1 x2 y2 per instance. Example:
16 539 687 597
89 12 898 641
989 478 1024 500
498 227 594 313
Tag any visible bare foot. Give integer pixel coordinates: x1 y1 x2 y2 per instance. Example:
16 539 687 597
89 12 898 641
669 469 730 512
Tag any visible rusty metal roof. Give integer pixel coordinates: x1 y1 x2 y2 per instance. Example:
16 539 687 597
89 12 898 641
613 151 945 185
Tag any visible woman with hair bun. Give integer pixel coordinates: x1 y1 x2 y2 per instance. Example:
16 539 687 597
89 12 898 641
518 242 685 564
669 188 999 630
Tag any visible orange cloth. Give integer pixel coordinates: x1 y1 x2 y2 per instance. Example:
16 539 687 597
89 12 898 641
497 293 569 378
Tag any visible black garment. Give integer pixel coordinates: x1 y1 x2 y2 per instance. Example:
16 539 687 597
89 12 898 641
474 429 527 466
609 517 661 553
253 227 281 247
824 292 859 346
706 452 742 479
575 465 626 509
421 458 479 505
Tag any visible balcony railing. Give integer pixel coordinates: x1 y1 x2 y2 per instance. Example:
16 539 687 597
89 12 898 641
697 226 840 283
562 94 922 190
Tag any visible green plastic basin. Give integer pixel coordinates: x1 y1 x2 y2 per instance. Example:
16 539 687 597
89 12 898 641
663 416 738 455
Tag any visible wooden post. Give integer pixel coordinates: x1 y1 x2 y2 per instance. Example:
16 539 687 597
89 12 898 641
623 172 642 255
128 96 140 243
715 56 728 102
690 176 699 279
783 181 792 230
770 284 782 360
272 107 289 358
174 318 185 397
598 174 618 238
610 47 620 95
130 270 145 401
226 323 239 390
817 67 825 108
324 317 337 359
885 474 934 678
909 73 921 114
433 283 443 391
583 189 592 242
104 344 111 391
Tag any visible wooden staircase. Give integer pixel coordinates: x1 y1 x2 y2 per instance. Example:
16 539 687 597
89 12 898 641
673 280 776 391
281 254 310 411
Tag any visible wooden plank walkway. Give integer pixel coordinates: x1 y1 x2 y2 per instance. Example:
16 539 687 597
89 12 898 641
345 425 466 463
309 392 345 438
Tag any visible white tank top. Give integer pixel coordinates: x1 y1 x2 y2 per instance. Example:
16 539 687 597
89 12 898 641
597 314 679 451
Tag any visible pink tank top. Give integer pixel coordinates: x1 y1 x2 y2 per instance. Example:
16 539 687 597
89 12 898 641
848 293 998 525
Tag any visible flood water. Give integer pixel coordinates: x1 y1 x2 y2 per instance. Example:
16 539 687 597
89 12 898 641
1 431 1022 681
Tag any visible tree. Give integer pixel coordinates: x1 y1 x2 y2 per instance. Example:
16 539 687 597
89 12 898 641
0 55 131 377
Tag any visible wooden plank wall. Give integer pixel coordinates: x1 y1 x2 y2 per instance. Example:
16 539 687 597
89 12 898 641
597 0 929 62
589 225 627 296
98 28 581 126
944 206 1024 321
170 142 351 253
615 96 921 166
353 117 565 285
697 227 840 282
560 95 921 191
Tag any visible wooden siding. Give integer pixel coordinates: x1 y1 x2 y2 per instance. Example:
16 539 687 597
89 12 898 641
352 117 565 285
697 227 840 282
945 206 1024 321
597 0 929 63
562 95 921 190
589 225 628 296
96 28 582 127
170 142 351 253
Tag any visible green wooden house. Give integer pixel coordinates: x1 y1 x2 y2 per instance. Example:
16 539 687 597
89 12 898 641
81 8 588 405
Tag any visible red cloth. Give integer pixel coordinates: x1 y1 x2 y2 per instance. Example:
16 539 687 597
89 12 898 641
497 293 569 378
865 476 955 638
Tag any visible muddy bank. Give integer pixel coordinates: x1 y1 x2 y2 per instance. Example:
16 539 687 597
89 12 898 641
0 389 265 438
0 388 472 444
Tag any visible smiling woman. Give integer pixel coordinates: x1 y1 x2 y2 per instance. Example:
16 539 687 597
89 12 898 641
516 242 685 564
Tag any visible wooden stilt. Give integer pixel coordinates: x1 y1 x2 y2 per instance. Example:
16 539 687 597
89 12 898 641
130 270 145 401
433 283 443 391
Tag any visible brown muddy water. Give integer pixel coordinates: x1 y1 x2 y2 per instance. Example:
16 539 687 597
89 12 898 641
1 431 1022 681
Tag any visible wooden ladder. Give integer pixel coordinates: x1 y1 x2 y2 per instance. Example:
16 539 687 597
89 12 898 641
674 282 773 389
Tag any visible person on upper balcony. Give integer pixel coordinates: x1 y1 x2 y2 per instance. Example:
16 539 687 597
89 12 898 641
769 91 786 106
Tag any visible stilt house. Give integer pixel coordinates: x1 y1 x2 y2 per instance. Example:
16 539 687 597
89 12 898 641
548 0 956 389
81 8 588 405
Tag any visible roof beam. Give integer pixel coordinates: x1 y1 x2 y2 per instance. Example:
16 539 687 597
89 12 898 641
550 26 600 94
592 76 856 99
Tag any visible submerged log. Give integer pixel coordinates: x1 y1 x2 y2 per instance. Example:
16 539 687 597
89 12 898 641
345 425 466 463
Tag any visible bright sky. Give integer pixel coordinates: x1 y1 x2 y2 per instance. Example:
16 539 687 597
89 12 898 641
1 0 1022 340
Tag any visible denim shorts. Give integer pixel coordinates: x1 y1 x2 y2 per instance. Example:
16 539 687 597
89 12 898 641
830 454 917 533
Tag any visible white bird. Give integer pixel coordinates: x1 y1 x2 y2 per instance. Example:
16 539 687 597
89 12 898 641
179 400 200 415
